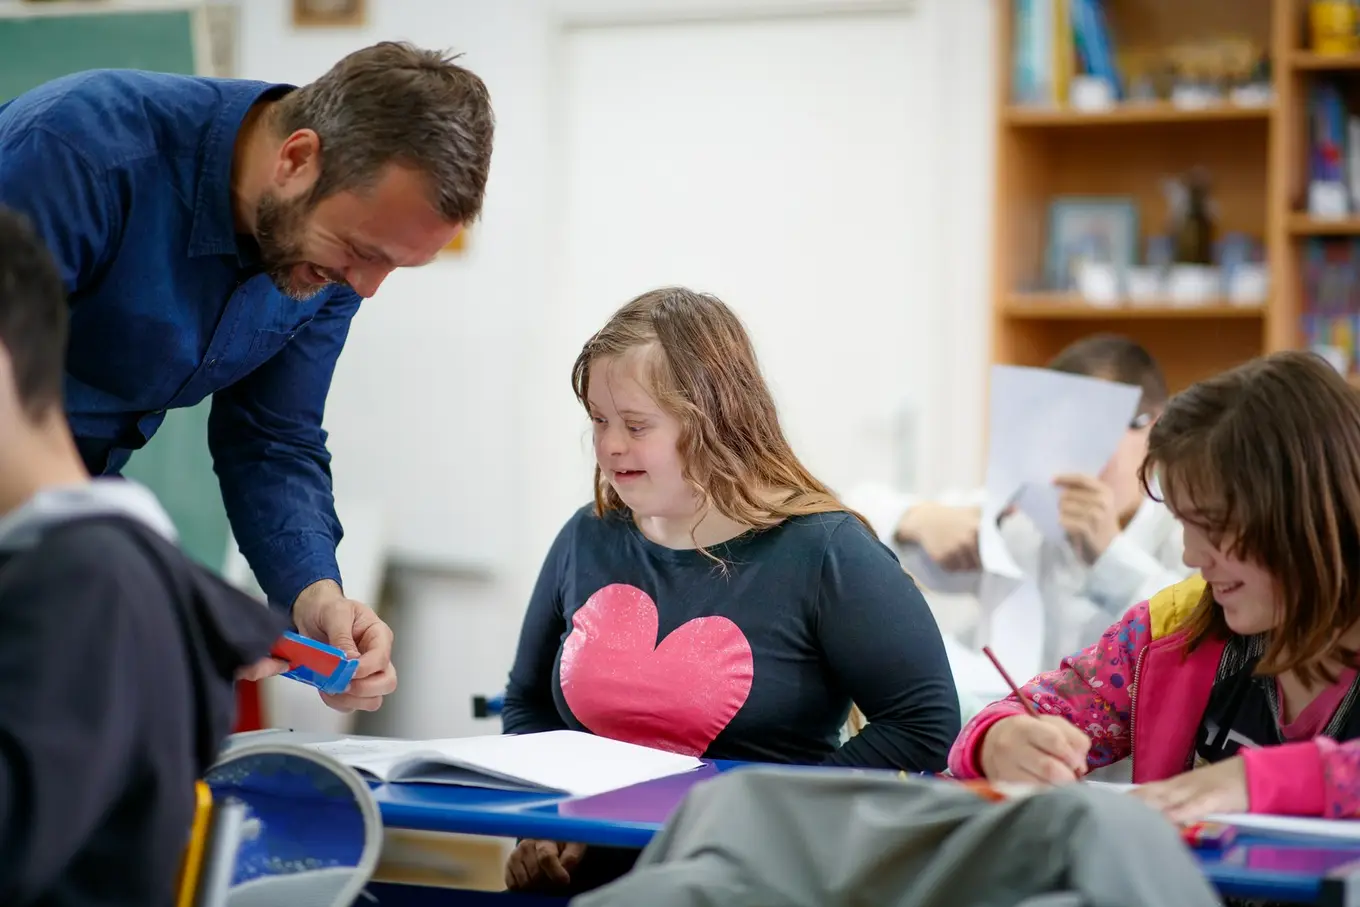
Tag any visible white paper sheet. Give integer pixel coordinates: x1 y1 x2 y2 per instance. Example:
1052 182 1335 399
980 576 1045 683
307 730 704 797
981 365 1142 555
1085 781 1360 841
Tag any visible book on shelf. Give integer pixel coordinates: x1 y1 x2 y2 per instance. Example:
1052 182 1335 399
1300 237 1360 377
1011 0 1120 107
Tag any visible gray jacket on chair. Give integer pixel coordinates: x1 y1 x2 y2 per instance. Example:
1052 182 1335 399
572 767 1222 907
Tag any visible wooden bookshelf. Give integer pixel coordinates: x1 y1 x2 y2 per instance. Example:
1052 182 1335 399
1004 103 1273 127
1287 215 1360 235
989 0 1329 393
1292 52 1360 71
1002 295 1266 319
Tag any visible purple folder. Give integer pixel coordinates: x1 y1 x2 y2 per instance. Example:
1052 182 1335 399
555 762 726 825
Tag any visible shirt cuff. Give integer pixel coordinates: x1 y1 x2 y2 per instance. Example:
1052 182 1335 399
948 704 1027 778
1240 741 1326 816
1083 534 1161 613
243 532 343 613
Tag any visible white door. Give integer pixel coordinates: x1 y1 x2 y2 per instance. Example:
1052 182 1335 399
551 8 945 515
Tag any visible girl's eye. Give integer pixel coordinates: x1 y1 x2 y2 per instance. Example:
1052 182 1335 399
627 424 646 434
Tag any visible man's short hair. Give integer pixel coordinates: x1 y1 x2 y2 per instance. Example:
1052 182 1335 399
273 41 495 225
0 206 67 417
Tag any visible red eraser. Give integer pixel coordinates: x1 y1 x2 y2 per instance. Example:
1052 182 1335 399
270 632 344 675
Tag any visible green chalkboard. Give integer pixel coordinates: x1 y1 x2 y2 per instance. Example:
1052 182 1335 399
0 6 228 571
121 403 228 572
0 8 199 103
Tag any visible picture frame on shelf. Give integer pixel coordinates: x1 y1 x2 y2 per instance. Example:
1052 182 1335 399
292 0 365 29
1044 196 1140 294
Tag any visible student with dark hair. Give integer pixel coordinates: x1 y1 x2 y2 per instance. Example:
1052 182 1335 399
952 350 1360 824
0 206 286 907
848 334 1189 667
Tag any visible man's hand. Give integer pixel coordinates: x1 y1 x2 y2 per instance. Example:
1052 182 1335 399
1053 473 1121 565
895 503 982 572
290 579 397 712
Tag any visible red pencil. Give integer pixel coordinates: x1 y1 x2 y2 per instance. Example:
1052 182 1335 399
982 645 1038 717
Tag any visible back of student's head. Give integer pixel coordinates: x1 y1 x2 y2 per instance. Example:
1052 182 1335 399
571 286 863 532
1139 350 1360 677
0 207 66 420
1047 334 1168 417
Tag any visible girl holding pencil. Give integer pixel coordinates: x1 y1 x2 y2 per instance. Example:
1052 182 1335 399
949 351 1360 821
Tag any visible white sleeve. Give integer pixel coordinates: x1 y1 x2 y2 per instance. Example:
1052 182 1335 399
1082 514 1190 617
841 483 985 548
840 483 918 547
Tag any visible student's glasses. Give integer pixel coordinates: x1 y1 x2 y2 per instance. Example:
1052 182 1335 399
1129 412 1153 431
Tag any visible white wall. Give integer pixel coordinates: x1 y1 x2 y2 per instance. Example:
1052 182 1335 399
233 0 995 739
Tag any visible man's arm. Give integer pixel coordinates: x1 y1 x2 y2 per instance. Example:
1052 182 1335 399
0 537 144 903
207 287 361 610
0 127 120 294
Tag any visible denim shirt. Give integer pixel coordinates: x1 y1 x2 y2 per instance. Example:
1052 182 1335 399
0 69 361 608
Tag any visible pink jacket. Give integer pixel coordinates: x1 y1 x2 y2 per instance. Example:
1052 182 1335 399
948 576 1360 817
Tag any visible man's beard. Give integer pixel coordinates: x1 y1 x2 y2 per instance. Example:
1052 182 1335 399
254 191 332 302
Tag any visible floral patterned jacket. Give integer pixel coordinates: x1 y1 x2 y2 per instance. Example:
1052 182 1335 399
948 576 1360 817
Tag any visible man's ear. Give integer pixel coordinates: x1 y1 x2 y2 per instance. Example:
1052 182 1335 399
0 341 18 420
273 129 323 196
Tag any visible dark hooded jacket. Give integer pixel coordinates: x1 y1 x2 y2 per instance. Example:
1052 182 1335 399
0 479 286 906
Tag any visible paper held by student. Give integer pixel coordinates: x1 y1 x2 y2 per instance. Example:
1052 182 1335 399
303 730 704 797
978 364 1143 578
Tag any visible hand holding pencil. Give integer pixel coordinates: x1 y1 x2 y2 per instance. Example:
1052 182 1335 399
977 646 1091 785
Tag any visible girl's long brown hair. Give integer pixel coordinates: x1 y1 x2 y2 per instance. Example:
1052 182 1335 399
571 287 869 545
1139 350 1360 685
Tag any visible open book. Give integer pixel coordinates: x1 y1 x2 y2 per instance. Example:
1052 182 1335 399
303 730 704 798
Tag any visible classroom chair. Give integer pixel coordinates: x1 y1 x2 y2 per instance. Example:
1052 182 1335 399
176 780 248 907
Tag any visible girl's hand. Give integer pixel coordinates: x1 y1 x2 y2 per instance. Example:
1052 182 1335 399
1131 757 1247 823
979 714 1090 784
504 839 588 891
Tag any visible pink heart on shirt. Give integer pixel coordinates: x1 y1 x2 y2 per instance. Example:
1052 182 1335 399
560 583 754 757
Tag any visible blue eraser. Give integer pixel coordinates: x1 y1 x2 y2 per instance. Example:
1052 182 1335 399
270 630 360 696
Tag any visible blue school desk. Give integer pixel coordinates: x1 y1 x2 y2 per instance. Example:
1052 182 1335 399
366 772 1360 906
229 732 1360 905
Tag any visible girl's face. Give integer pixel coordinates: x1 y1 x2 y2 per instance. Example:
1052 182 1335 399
1100 412 1154 520
587 356 694 519
1179 516 1279 635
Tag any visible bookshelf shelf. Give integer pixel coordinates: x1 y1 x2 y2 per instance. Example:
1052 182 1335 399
990 0 1296 395
1002 296 1266 319
1287 215 1360 236
1292 52 1360 71
1004 103 1274 127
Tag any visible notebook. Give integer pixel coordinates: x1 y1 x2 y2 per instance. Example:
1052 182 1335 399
1084 781 1360 842
302 730 704 798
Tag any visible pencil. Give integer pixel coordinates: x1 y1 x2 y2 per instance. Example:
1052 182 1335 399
982 645 1038 717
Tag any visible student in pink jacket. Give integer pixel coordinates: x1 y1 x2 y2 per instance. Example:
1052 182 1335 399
949 350 1360 822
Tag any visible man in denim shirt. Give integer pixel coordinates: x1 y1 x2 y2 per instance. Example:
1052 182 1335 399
0 42 495 710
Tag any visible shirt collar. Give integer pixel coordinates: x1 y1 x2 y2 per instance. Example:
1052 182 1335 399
0 478 177 552
187 80 295 263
